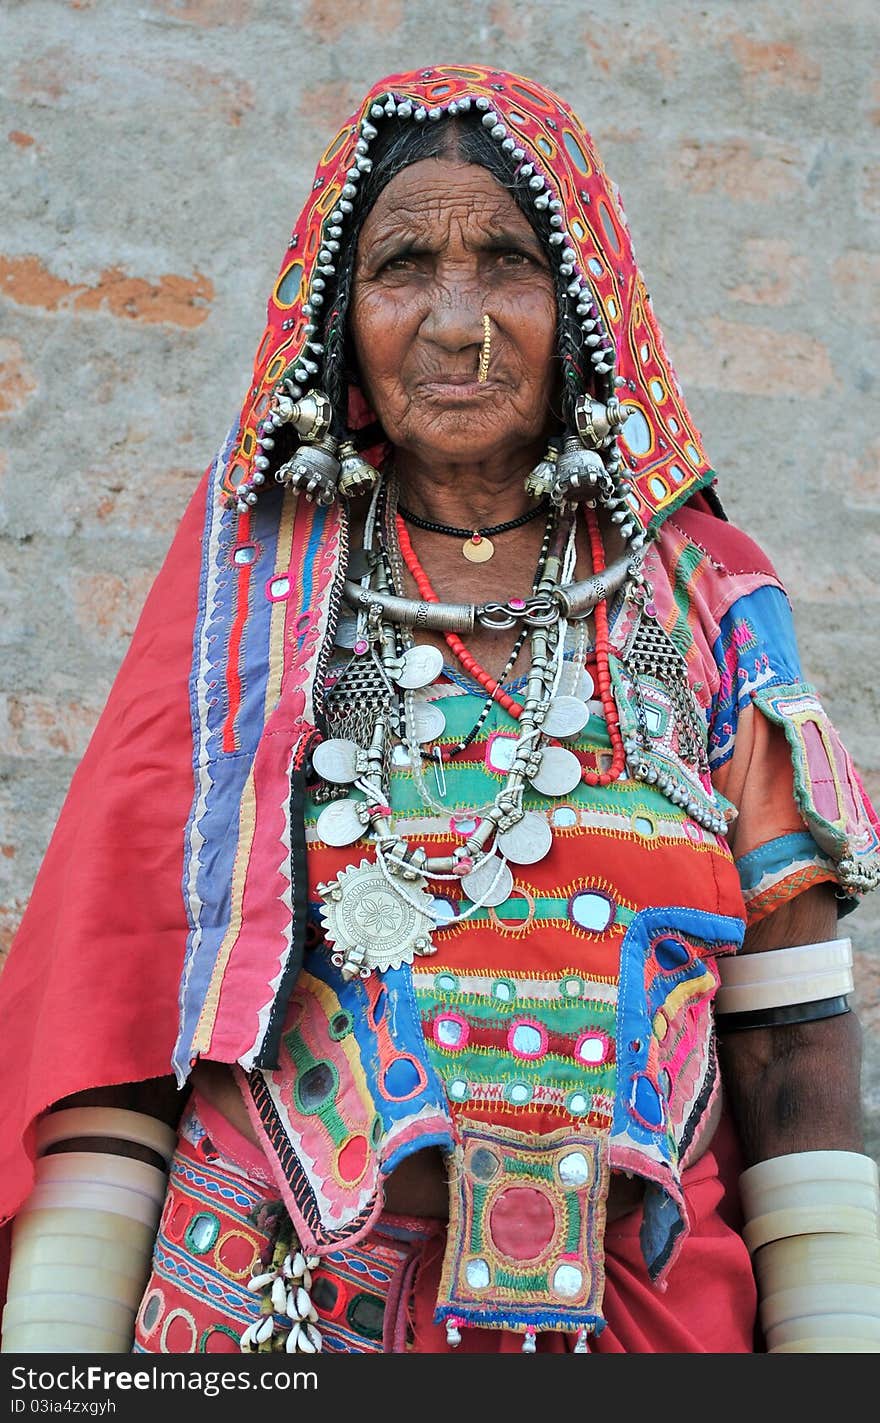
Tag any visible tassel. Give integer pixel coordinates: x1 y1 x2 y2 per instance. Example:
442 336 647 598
445 1315 463 1347
521 1327 537 1353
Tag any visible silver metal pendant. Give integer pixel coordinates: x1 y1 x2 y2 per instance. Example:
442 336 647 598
395 644 445 689
496 811 553 864
460 855 514 907
541 695 591 739
318 859 436 980
410 700 447 743
312 738 360 784
315 798 366 847
528 745 583 796
579 668 595 701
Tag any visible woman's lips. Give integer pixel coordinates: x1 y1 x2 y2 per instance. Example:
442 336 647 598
417 375 501 398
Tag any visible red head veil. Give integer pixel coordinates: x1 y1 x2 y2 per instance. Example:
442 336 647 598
0 66 721 1225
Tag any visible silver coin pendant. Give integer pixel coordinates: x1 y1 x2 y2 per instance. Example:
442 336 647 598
315 798 366 847
541 695 591 739
312 738 360 785
410 700 447 743
395 644 445 690
495 811 553 865
528 745 583 797
459 856 514 907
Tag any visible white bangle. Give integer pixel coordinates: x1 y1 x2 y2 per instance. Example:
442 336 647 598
715 966 853 1016
10 1206 158 1253
743 1204 879 1253
8 1230 153 1281
741 1150 879 1196
36 1108 178 1166
760 1282 880 1331
2 1321 136 1354
20 1180 164 1228
7 1261 148 1312
719 939 852 985
35 1151 168 1203
3 1293 137 1340
742 1178 879 1223
766 1313 880 1349
755 1234 880 1295
715 938 852 1015
769 1338 880 1353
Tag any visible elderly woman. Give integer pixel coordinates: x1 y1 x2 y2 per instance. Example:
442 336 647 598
1 67 878 1357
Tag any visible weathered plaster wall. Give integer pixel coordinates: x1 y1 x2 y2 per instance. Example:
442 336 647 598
1 0 878 1155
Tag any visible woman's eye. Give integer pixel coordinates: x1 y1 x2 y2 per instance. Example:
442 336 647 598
495 249 532 268
378 252 421 274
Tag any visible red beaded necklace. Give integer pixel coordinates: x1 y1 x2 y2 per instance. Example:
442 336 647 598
394 506 626 788
581 507 626 787
395 514 524 719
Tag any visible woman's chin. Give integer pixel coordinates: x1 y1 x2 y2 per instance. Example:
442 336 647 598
394 405 542 467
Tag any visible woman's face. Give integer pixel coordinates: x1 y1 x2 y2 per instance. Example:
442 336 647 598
349 158 558 469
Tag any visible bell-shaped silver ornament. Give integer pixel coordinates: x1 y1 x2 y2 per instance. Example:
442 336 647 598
337 441 380 499
276 438 340 506
272 389 333 442
524 445 559 500
574 395 627 450
551 436 608 502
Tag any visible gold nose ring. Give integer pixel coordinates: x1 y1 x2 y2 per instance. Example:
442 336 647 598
477 314 491 383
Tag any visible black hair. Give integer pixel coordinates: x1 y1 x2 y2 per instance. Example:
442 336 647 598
318 113 591 443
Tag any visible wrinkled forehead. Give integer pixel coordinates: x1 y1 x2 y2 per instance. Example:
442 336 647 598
354 158 547 258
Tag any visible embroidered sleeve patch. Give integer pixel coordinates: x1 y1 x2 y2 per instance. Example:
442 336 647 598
752 682 880 897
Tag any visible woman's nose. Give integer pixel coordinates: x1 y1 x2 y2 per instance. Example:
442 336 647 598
419 279 484 353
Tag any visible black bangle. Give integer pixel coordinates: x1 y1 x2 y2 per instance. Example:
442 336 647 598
715 995 851 1033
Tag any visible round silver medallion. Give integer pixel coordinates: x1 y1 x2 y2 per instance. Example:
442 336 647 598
541 695 591 739
312 738 360 784
411 701 447 743
395 644 445 689
318 859 435 979
579 668 596 701
496 811 553 864
460 855 514 907
316 798 366 847
528 745 583 796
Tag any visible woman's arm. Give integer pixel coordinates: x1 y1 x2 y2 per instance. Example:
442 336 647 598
1 1080 184 1354
716 883 878 1353
717 884 865 1161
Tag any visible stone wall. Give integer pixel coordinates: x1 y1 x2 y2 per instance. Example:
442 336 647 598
1 0 878 1155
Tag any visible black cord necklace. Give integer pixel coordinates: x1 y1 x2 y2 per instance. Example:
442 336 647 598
396 497 548 563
